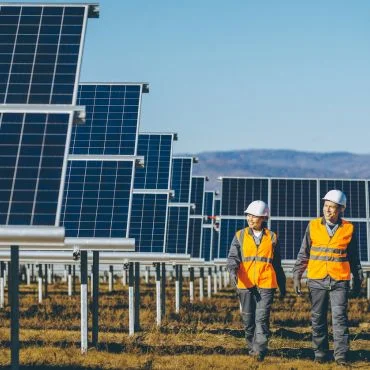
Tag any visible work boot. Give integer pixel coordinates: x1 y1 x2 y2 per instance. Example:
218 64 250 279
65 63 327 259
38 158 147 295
250 351 265 362
314 356 328 364
336 358 349 366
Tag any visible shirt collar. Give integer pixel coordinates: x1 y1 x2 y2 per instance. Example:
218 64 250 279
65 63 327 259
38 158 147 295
321 216 342 226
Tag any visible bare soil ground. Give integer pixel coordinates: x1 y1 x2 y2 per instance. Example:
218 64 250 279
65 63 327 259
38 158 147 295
0 276 368 369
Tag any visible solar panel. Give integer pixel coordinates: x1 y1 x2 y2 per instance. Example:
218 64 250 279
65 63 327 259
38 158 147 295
188 217 202 258
134 133 174 190
203 191 214 224
71 83 148 155
270 220 309 260
212 225 219 260
211 198 221 260
61 160 134 237
221 178 269 216
219 218 246 259
170 157 192 203
320 180 366 219
0 4 96 105
190 177 205 215
166 206 189 254
201 226 212 261
352 221 368 262
0 112 70 226
129 192 168 253
271 179 317 217
165 157 194 255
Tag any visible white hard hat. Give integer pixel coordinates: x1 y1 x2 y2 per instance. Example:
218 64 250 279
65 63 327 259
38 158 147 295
244 200 269 218
322 189 346 208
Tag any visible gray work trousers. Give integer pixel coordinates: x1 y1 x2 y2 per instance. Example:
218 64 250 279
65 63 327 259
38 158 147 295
238 288 275 354
308 279 350 361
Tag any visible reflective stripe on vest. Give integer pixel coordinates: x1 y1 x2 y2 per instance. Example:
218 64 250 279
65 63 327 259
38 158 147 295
236 227 277 289
307 218 352 280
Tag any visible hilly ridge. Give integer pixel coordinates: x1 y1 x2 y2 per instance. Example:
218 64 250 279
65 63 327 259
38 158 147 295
187 149 370 190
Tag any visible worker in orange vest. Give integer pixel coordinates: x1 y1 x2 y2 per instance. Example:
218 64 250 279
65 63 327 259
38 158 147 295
227 200 286 361
293 189 364 366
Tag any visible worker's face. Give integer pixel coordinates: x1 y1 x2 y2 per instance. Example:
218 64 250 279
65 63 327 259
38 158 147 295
323 200 341 223
246 214 265 231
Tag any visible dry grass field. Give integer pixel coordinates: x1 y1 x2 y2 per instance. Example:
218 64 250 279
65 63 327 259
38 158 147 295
0 274 368 369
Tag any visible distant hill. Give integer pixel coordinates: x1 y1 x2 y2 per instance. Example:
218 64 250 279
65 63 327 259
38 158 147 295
186 149 370 190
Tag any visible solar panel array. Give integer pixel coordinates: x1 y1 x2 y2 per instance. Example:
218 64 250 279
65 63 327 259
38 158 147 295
129 133 175 253
0 4 95 227
166 157 194 255
218 177 370 262
61 83 148 237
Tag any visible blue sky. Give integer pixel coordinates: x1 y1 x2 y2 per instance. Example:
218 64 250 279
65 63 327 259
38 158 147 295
9 0 370 155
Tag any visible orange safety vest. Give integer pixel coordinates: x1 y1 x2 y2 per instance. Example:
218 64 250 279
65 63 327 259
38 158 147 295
307 218 352 280
236 227 277 289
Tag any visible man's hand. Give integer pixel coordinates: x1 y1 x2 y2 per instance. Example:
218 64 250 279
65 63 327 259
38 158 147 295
293 276 302 295
279 288 286 299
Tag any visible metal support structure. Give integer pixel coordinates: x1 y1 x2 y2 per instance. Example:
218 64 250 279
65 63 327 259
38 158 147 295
44 264 48 299
92 251 99 347
207 267 212 298
218 266 222 290
134 262 140 331
155 263 161 326
179 264 183 307
31 264 34 283
128 262 134 336
199 267 204 301
0 261 4 308
10 246 19 369
367 272 370 301
189 267 194 303
68 265 72 297
213 266 218 294
108 265 113 292
80 251 88 354
72 265 76 294
38 264 43 304
7 262 11 304
175 265 180 313
63 265 67 283
161 263 166 318
122 266 127 286
26 264 31 286
145 266 149 284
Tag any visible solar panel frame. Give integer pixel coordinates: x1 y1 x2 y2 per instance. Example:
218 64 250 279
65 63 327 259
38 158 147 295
61 157 135 238
134 132 174 190
169 156 193 204
129 190 169 253
0 4 95 106
166 204 190 255
71 83 148 156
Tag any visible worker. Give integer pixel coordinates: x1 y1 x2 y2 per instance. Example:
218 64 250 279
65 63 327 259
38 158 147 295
293 189 364 365
227 200 286 361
